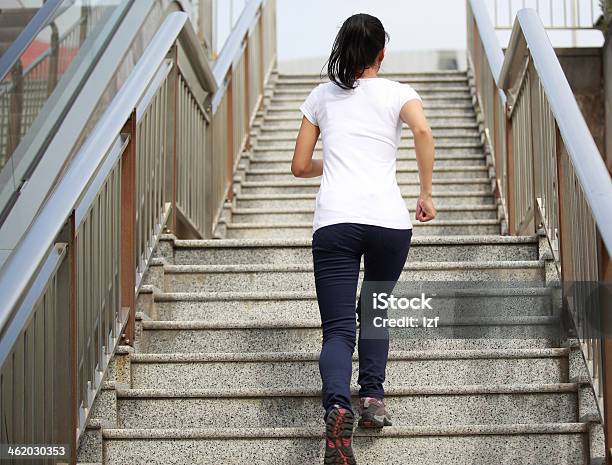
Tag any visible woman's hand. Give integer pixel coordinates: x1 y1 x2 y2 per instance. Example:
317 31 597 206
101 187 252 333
416 194 436 222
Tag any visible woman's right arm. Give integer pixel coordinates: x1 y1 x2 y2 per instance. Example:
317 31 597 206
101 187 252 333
400 100 436 222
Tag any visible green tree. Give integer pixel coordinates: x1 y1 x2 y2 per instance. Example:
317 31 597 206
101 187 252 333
595 0 612 33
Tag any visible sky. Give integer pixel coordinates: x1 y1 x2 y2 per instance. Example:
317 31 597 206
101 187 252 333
276 0 468 62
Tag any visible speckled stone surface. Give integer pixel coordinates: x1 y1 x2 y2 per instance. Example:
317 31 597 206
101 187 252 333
102 430 587 465
129 351 568 390
172 237 538 265
139 318 561 354
162 261 545 293
239 182 491 196
79 69 607 464
115 387 578 429
153 291 552 323
236 192 495 208
76 427 102 462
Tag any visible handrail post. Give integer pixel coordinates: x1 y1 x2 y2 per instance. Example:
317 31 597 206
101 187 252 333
226 72 235 202
244 35 251 152
505 101 515 234
601 237 612 464
48 22 60 96
120 112 137 346
167 45 179 234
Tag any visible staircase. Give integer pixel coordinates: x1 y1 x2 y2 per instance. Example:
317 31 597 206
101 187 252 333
78 70 604 464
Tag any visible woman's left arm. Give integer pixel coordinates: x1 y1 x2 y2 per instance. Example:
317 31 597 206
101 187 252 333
291 116 323 178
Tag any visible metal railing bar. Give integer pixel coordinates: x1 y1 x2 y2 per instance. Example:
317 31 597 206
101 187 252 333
500 8 612 254
136 61 173 122
0 12 191 337
0 0 67 82
0 243 66 364
212 0 263 87
469 0 506 84
74 135 128 228
178 22 217 94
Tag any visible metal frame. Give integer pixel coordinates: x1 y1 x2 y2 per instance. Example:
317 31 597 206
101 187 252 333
468 1 612 459
0 0 277 455
492 0 601 31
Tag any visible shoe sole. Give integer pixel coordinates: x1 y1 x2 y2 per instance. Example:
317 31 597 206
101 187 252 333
324 408 357 465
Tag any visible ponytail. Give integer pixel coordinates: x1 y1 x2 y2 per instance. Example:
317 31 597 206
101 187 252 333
323 13 389 90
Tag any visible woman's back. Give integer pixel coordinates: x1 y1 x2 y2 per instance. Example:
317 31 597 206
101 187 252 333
299 77 422 232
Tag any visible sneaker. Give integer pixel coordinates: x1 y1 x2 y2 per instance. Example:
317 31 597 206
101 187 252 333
324 405 357 465
358 397 392 428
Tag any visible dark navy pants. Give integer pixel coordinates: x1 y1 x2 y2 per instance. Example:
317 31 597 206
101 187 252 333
311 222 413 415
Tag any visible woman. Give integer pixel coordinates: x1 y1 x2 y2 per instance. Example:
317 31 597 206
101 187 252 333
291 13 436 465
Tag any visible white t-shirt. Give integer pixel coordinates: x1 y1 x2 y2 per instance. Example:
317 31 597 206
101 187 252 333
299 77 422 232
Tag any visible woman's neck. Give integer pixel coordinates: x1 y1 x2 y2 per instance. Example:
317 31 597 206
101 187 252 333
358 69 379 79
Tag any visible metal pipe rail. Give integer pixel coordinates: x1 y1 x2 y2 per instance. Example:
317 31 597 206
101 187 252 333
0 0 277 460
492 0 601 31
468 0 612 456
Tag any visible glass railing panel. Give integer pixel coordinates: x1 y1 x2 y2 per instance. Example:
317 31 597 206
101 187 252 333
0 0 121 221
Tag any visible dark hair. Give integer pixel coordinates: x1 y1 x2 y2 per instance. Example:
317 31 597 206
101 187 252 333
323 13 389 90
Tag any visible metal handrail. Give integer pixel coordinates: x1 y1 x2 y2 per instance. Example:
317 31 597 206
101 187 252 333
0 11 191 350
500 9 612 253
211 0 263 111
0 0 276 455
0 0 71 82
468 0 505 82
468 0 612 454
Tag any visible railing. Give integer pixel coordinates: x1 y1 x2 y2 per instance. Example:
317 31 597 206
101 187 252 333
0 0 112 179
0 0 276 461
491 0 601 30
468 0 612 457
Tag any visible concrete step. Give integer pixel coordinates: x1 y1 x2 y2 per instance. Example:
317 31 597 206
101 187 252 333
229 206 497 223
273 78 469 88
267 101 474 112
243 166 490 182
250 147 486 159
255 127 481 139
153 288 552 322
254 120 478 131
234 192 495 208
266 107 475 119
276 71 468 79
255 139 482 150
255 135 482 147
138 316 560 353
161 260 544 293
272 83 472 93
237 179 491 195
129 348 569 390
271 87 473 98
115 384 578 429
169 235 538 265
224 220 501 238
101 423 588 465
259 114 477 126
247 157 487 170
270 95 474 106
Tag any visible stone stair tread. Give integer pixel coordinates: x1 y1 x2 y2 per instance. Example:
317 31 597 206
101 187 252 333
101 422 587 439
245 166 488 174
225 219 500 227
230 205 497 215
129 348 569 363
170 234 537 248
140 315 558 330
114 383 580 398
162 259 543 272
239 178 489 186
153 285 551 301
253 143 482 151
